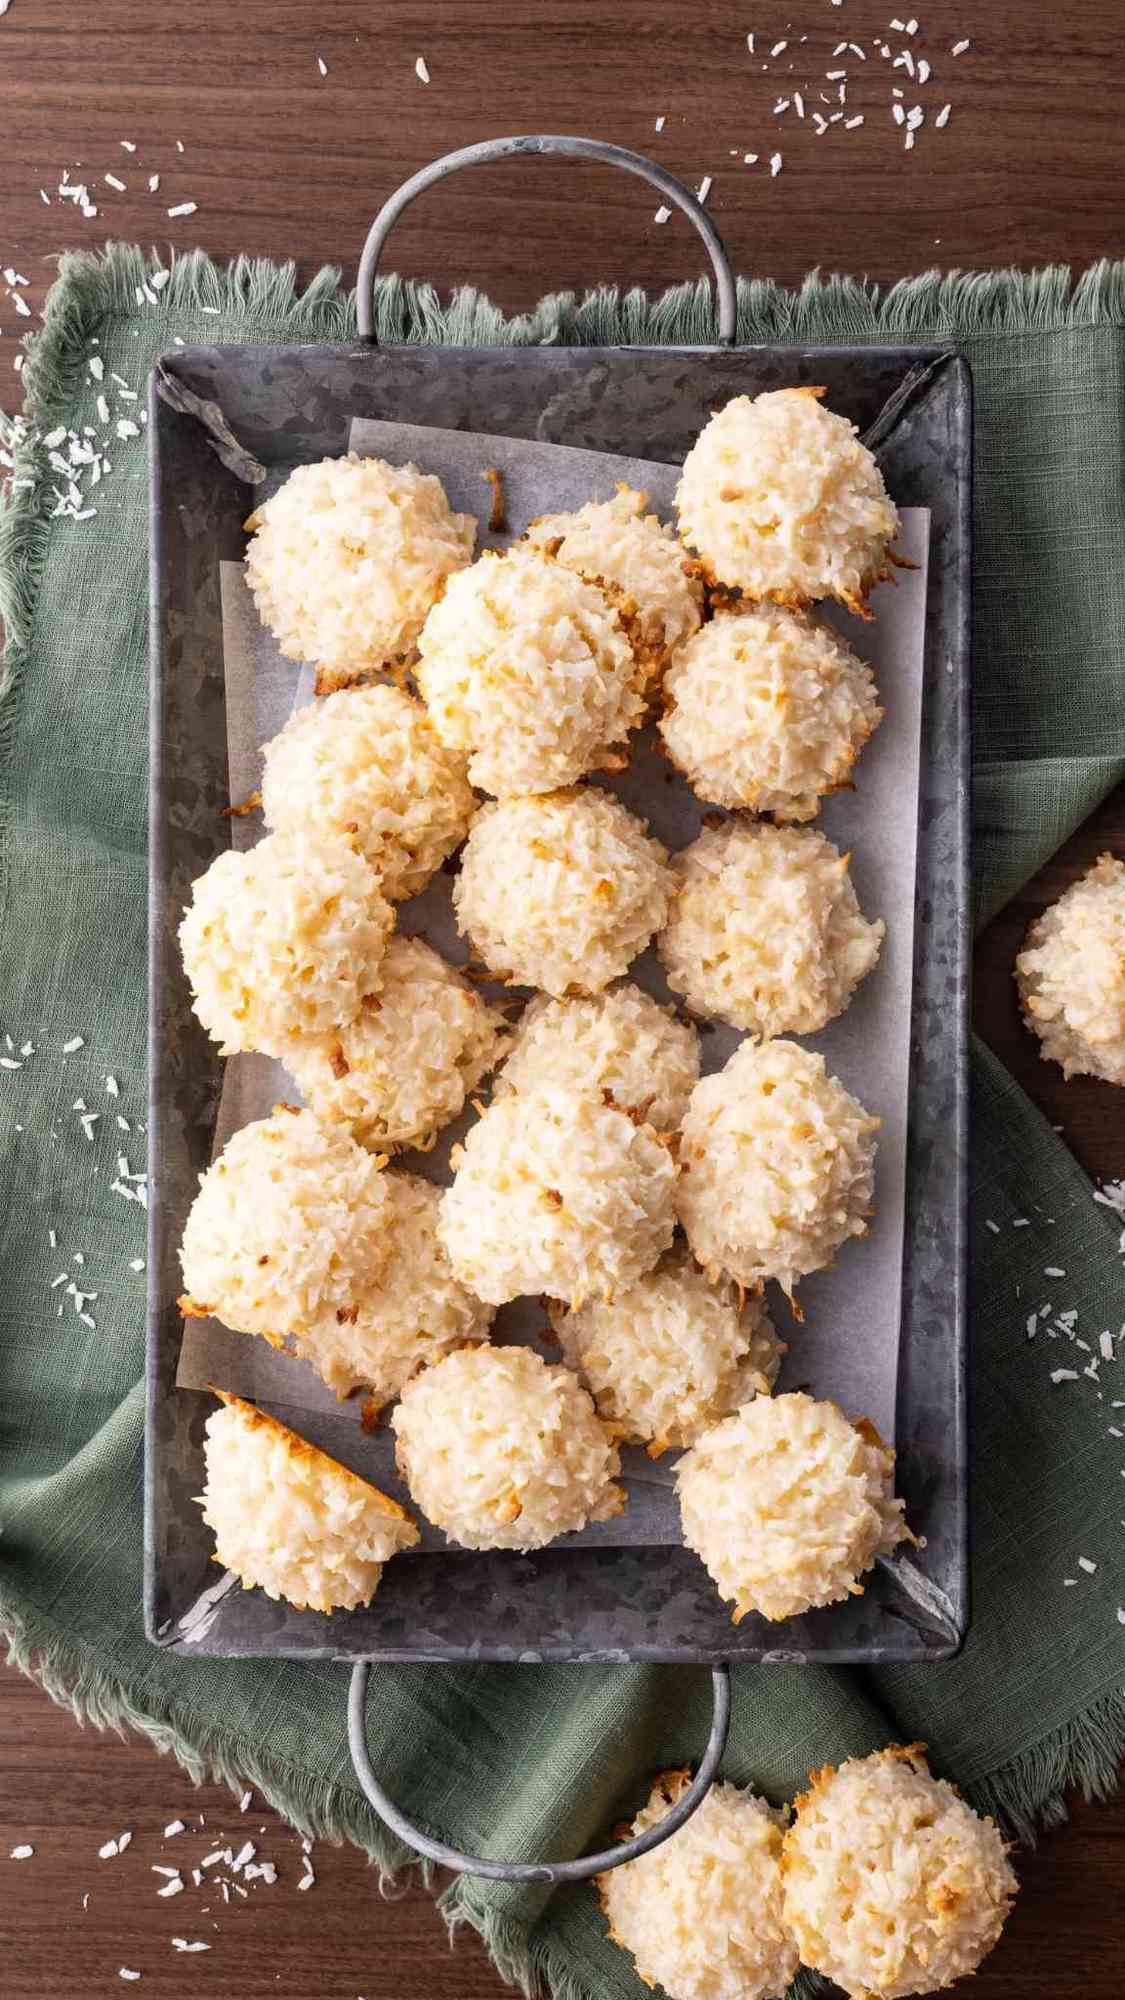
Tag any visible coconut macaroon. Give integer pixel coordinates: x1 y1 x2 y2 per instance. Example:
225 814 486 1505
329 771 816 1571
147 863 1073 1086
415 545 645 797
282 936 507 1154
677 1393 910 1622
178 831 393 1056
676 387 899 612
260 685 475 902
454 789 672 997
659 821 884 1037
599 1771 799 2000
1015 852 1125 1085
659 606 882 822
200 1392 418 1614
525 485 704 673
438 1085 677 1309
495 983 700 1131
782 1746 1017 1999
243 454 475 681
178 1107 390 1340
391 1345 624 1550
552 1249 783 1455
291 1172 494 1406
678 1039 879 1296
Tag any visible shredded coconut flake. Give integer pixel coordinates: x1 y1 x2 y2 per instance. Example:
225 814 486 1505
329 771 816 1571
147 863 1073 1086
679 1039 878 1293
246 454 473 677
600 1774 797 2000
455 789 671 997
659 821 883 1036
180 1106 392 1343
261 684 473 901
394 1345 623 1550
417 546 644 797
676 391 898 610
783 1747 1015 1999
179 831 392 1055
660 605 881 821
679 1393 908 1621
439 1083 677 1308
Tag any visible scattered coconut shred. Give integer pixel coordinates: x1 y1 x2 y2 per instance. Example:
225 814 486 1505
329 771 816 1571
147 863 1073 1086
2 1785 322 1978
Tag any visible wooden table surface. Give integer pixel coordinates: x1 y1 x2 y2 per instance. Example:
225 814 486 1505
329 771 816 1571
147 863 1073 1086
2 0 1123 1994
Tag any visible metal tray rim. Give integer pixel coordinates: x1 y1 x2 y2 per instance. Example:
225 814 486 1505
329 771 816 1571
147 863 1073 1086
145 335 972 1666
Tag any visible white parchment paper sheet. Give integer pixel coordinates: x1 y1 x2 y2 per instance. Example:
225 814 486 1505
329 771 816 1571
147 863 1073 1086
176 420 930 1552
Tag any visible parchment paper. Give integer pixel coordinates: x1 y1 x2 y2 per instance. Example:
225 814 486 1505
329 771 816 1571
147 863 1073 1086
176 419 930 1553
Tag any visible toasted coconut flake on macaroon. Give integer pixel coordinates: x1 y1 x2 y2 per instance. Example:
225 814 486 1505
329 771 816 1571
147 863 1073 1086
552 1248 782 1453
677 1039 878 1295
494 982 700 1130
781 1746 1017 1998
659 821 884 1036
599 1769 799 2000
201 1391 418 1612
526 485 704 673
178 831 393 1055
677 1392 910 1622
291 1171 494 1405
659 606 882 821
1015 852 1125 1084
391 1345 624 1550
415 545 646 796
179 1107 390 1342
676 388 899 613
243 454 475 677
260 685 475 902
454 789 672 997
281 936 508 1153
438 1084 678 1309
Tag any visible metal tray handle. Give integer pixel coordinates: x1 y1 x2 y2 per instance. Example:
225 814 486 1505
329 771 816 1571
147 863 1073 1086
356 135 737 347
348 1659 731 1883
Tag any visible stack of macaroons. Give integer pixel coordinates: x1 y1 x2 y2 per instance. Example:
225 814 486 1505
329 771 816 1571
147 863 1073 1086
599 1746 1016 2000
179 400 904 1624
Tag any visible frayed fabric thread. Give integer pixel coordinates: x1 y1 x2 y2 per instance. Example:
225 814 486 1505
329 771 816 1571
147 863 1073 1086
443 1889 822 2000
966 1682 1125 1846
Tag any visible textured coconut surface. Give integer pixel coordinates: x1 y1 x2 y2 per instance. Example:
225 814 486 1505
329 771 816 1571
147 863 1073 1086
176 467 929 1547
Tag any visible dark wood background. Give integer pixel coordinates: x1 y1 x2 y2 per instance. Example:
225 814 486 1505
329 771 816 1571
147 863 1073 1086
2 0 1123 1993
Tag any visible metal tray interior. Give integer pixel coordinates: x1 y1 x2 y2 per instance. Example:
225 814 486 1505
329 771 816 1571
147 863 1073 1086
146 339 971 1665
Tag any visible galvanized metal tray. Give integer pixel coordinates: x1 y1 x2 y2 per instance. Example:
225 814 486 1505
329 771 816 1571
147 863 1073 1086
146 140 972 1693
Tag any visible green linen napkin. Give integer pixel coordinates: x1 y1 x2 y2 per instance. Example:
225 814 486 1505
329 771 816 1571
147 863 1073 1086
2 247 1125 2000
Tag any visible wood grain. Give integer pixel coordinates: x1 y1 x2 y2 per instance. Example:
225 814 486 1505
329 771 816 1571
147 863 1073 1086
1 0 1123 1993
2 1661 1124 1999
